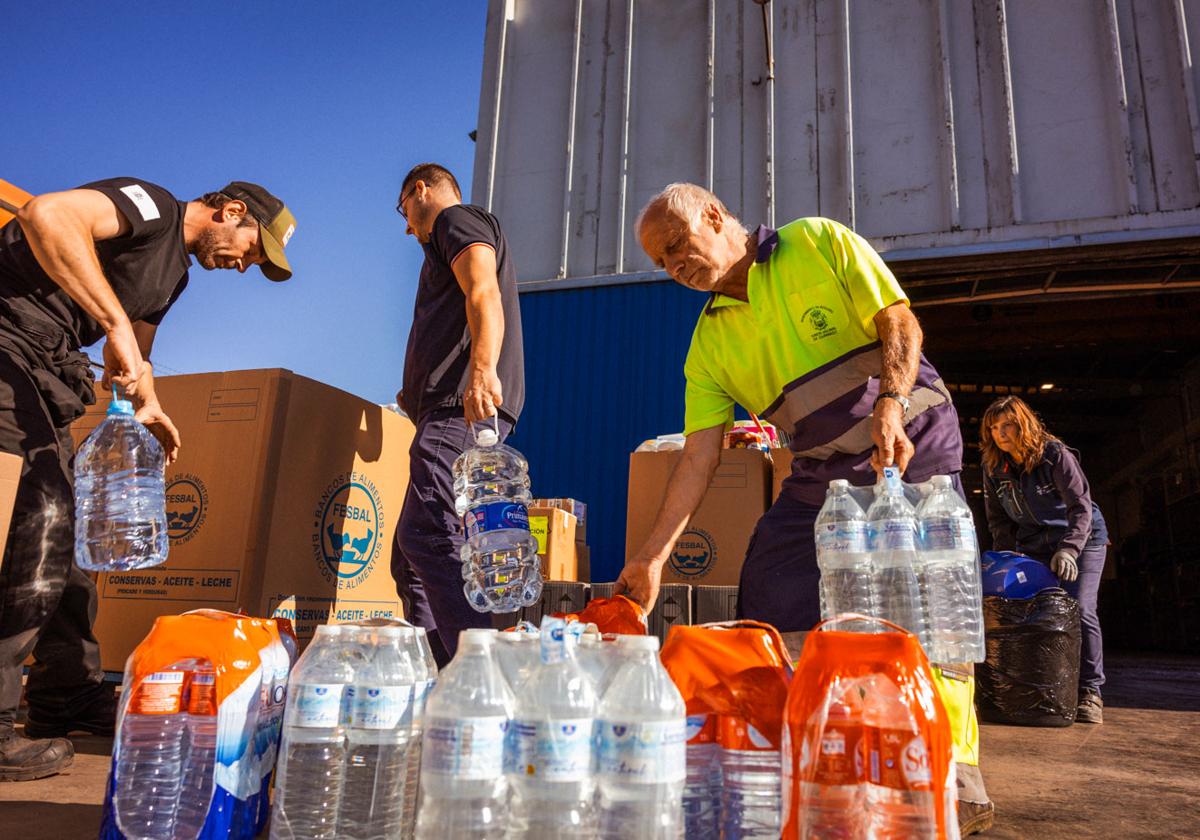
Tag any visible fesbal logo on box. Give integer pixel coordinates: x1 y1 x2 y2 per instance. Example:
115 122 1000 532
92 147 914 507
165 473 209 545
312 471 385 589
669 528 715 578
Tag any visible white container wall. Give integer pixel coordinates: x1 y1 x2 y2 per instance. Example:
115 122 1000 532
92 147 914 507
471 0 1200 288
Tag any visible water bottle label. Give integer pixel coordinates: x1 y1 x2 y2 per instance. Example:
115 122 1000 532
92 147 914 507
130 670 186 715
596 719 686 784
412 679 433 719
867 728 931 790
349 685 413 730
816 521 867 553
876 519 917 552
506 717 593 781
717 717 776 752
921 516 976 551
686 714 715 745
292 684 344 727
187 672 217 716
424 715 508 780
812 718 862 786
464 501 530 538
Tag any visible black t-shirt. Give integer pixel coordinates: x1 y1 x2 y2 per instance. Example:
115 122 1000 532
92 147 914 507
0 177 190 350
400 204 525 423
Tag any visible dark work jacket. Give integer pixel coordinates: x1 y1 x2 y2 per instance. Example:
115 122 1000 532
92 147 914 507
982 440 1108 560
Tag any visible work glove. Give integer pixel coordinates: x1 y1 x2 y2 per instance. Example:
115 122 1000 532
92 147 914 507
1050 549 1079 583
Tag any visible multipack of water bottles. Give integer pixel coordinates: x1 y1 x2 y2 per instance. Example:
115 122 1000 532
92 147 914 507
815 465 986 663
661 621 795 839
783 615 960 840
406 618 687 840
452 422 543 613
269 620 439 840
99 610 297 840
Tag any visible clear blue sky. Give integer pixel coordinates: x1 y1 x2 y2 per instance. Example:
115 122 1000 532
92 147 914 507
6 2 488 404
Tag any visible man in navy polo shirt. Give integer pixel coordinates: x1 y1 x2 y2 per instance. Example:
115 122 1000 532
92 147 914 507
392 163 525 665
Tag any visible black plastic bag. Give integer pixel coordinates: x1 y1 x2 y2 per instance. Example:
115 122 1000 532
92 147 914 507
976 589 1082 726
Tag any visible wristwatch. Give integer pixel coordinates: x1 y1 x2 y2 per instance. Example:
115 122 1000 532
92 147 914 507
874 391 911 414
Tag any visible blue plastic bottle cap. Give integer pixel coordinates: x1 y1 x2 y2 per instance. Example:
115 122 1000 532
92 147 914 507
107 399 135 417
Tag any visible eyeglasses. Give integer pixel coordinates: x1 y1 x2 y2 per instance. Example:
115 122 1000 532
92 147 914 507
395 186 415 219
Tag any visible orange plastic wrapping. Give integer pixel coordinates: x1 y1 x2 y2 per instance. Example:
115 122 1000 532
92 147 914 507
781 616 957 839
659 621 793 749
123 611 273 707
552 595 648 636
0 179 32 227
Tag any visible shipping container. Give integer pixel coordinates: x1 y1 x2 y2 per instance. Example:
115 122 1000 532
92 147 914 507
480 1 1200 618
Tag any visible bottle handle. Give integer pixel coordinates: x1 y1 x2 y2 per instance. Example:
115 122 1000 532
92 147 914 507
813 612 912 635
469 412 500 444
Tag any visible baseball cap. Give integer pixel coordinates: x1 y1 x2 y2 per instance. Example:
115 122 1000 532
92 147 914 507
218 181 296 281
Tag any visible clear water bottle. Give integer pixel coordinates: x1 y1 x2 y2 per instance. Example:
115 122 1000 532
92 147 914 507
114 669 189 840
338 626 416 840
796 684 865 839
505 617 597 838
402 627 438 839
683 714 720 840
719 716 781 838
415 629 513 840
452 425 542 612
494 629 541 694
815 479 874 620
596 635 686 840
576 634 620 698
866 467 932 652
861 675 937 838
74 397 168 572
176 665 217 835
917 475 986 663
270 624 364 840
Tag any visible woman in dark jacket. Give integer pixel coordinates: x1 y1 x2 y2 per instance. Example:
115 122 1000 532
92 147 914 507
980 395 1108 724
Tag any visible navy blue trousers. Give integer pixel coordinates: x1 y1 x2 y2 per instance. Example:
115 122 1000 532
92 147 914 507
737 473 967 634
392 408 513 664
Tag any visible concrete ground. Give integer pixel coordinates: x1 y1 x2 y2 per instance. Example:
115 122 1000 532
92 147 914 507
0 652 1197 839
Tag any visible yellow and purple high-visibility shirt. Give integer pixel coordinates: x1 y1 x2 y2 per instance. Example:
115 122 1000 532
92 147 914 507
683 217 963 504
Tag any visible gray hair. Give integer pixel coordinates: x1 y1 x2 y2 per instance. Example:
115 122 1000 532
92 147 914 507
635 182 747 238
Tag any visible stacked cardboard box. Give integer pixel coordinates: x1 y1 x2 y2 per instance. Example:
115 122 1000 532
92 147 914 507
626 448 771 586
770 448 793 502
72 369 411 668
693 585 740 624
531 498 589 580
528 505 578 581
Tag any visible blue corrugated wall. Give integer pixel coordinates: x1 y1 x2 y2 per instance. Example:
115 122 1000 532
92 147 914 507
508 280 713 583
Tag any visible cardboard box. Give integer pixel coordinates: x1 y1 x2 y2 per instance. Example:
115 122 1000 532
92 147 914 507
576 544 591 582
74 369 411 668
626 448 770 586
693 585 739 624
0 452 21 558
648 583 692 641
521 581 590 625
533 498 588 545
528 506 578 581
588 582 615 601
0 179 32 227
771 448 793 502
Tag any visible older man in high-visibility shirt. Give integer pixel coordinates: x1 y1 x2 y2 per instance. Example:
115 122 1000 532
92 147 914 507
615 182 993 835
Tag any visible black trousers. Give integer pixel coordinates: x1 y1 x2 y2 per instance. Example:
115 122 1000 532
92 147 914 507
0 351 103 733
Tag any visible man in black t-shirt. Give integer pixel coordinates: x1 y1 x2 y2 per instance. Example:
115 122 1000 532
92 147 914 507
0 178 296 781
393 163 525 664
